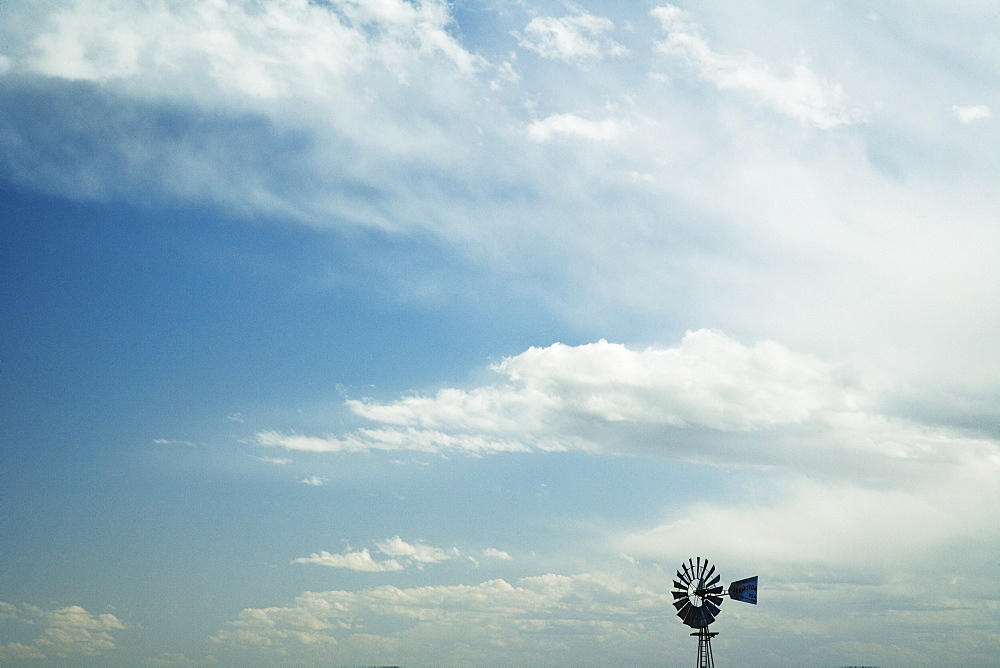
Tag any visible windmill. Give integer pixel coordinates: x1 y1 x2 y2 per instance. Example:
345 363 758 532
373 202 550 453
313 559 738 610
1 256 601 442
671 557 757 668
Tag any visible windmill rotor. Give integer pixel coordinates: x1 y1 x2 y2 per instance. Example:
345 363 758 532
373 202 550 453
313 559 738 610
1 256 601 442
671 557 758 667
671 556 726 628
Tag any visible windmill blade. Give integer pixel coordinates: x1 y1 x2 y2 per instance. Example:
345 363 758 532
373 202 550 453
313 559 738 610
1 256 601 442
706 573 721 587
706 595 723 609
691 607 712 628
673 579 685 591
704 600 721 617
706 584 724 596
706 563 716 581
673 599 688 612
672 590 688 601
696 557 703 579
682 604 700 627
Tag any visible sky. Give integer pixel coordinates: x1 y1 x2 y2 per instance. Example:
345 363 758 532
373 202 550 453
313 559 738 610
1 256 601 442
1 0 999 665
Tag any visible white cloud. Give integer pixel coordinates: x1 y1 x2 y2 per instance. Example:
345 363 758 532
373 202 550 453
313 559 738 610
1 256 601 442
214 560 1000 665
376 536 459 563
527 112 621 142
153 438 195 447
256 428 537 456
651 4 865 128
952 103 991 124
621 462 1000 571
19 0 479 90
0 0 487 218
482 548 513 560
256 456 290 465
300 476 328 486
257 330 998 481
293 548 404 572
294 538 460 571
517 10 627 61
211 572 673 664
0 602 124 662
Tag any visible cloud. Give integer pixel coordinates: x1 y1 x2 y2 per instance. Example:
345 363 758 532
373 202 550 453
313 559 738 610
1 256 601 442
13 0 478 89
294 538 459 572
214 557 1000 665
256 330 998 481
0 602 125 662
293 548 404 572
482 548 513 560
952 104 991 124
144 652 219 667
517 10 627 61
0 0 486 218
256 456 290 465
621 464 1000 571
375 536 459 564
527 112 621 142
153 438 196 447
211 572 673 665
651 4 865 128
258 331 999 592
300 475 328 486
255 428 537 456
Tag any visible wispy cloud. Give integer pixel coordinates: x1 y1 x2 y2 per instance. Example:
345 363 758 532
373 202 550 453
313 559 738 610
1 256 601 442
293 548 404 572
300 476 328 486
153 438 196 447
256 429 535 456
651 4 865 128
256 456 290 465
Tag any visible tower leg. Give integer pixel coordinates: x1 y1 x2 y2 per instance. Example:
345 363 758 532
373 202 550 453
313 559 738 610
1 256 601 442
692 628 718 668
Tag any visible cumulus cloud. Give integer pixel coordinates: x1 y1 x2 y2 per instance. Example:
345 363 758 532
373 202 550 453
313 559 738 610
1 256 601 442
651 4 864 128
211 573 671 665
0 602 124 662
952 103 991 124
260 330 999 596
212 556 1000 665
255 330 997 481
517 9 627 61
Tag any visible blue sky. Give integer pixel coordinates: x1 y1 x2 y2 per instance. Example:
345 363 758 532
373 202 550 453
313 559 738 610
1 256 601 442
2 1 999 665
